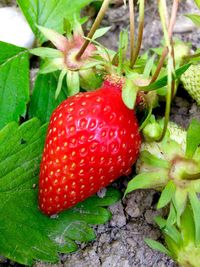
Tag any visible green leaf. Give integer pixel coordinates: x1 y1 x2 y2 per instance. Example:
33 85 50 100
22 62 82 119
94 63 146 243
185 14 200 28
0 41 26 64
29 72 67 123
157 181 176 209
140 63 191 91
125 171 167 196
186 119 200 158
17 0 94 44
0 119 120 265
145 238 172 257
140 150 170 169
189 192 200 243
0 42 29 129
122 79 137 110
39 58 65 74
67 71 80 96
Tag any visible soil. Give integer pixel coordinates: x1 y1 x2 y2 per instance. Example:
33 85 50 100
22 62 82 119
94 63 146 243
1 0 200 267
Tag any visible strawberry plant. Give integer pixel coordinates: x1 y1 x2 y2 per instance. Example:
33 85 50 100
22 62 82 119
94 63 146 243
1 0 200 266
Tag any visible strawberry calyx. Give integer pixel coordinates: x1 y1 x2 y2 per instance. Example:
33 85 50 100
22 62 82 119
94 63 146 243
103 74 149 113
103 74 125 89
125 119 200 221
64 35 96 70
30 21 103 97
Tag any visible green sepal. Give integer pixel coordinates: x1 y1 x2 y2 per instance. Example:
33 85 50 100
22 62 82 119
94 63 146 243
164 235 179 260
186 119 200 159
72 15 84 36
125 170 168 196
140 150 170 169
67 70 80 96
160 220 182 245
189 192 200 243
63 18 73 39
80 61 103 70
122 79 137 110
39 58 65 74
157 181 176 209
180 205 195 246
30 48 63 59
166 203 177 225
144 238 172 257
36 25 68 52
55 69 67 99
172 188 187 225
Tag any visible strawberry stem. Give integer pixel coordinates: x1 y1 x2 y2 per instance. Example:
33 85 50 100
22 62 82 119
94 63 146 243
150 0 178 84
76 0 111 60
130 0 145 68
150 47 168 83
157 0 179 142
129 0 135 66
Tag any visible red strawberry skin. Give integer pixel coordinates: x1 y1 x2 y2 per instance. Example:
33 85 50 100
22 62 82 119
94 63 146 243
39 80 141 215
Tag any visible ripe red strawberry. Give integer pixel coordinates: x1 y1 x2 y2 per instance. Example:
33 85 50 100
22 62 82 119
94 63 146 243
39 78 141 215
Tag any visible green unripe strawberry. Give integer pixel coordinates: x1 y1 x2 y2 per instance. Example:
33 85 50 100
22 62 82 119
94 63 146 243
181 64 200 105
125 119 200 222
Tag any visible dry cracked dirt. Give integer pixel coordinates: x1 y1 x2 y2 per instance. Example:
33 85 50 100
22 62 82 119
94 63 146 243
1 0 200 266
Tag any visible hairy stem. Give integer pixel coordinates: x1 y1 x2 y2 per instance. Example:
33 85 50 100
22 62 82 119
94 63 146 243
157 0 179 142
129 0 135 66
151 0 179 83
130 0 145 68
162 0 169 27
76 0 111 60
151 47 168 83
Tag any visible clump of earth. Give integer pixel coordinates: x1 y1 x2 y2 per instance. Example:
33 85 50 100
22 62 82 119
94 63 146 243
1 0 200 266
